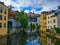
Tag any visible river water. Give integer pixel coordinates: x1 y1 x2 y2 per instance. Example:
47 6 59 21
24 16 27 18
7 31 40 45
26 39 40 45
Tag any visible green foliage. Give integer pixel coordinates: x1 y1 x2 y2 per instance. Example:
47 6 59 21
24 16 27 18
30 23 35 31
55 40 60 45
19 32 28 45
12 11 28 45
15 11 28 28
30 23 40 35
32 24 35 30
15 11 21 21
55 28 60 34
36 23 40 35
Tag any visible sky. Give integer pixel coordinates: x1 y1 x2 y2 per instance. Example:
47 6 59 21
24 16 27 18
0 0 60 14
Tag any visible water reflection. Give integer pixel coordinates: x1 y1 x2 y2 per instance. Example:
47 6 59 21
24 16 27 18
40 31 60 45
26 39 40 45
0 29 60 45
7 30 40 45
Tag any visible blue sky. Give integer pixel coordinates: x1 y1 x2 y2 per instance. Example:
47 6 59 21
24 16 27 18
0 0 60 13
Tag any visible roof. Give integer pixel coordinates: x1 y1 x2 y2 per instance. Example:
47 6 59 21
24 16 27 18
41 11 52 15
0 1 4 5
0 1 8 8
51 15 57 17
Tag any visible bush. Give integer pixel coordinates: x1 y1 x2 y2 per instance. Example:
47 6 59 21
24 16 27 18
55 28 60 34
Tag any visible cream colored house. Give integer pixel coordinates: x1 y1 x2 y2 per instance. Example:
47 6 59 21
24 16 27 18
47 9 60 29
51 15 57 28
47 13 57 29
47 13 54 29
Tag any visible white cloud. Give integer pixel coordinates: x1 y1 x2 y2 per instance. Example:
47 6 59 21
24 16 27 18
0 0 12 6
41 0 59 12
24 10 30 13
0 0 60 13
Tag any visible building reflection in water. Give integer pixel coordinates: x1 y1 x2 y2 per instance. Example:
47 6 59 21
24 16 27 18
40 29 60 45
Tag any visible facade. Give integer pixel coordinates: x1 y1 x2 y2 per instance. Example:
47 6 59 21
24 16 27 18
8 19 21 32
51 15 57 28
28 12 39 32
0 2 8 36
47 8 60 29
47 13 57 29
56 10 60 27
0 2 8 45
28 12 38 24
8 6 21 33
40 11 48 32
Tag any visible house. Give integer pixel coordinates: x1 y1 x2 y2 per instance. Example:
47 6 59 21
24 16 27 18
8 5 21 33
0 2 8 45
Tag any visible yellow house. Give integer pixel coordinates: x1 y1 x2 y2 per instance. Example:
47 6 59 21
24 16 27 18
40 11 47 32
0 2 8 45
40 11 50 45
40 11 47 45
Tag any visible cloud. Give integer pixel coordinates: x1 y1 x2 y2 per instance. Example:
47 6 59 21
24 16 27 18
0 0 12 6
0 0 60 13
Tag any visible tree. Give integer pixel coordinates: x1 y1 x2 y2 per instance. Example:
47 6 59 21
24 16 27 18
35 23 40 36
32 24 35 31
30 23 35 31
15 11 21 29
15 11 28 45
15 11 28 30
30 23 32 31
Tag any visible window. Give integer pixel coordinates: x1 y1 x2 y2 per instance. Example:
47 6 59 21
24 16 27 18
53 25 56 28
48 17 49 19
0 7 2 12
0 23 2 28
4 23 6 28
55 13 58 16
4 9 6 14
48 21 49 24
53 19 56 23
0 15 2 20
48 26 49 29
4 16 6 20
